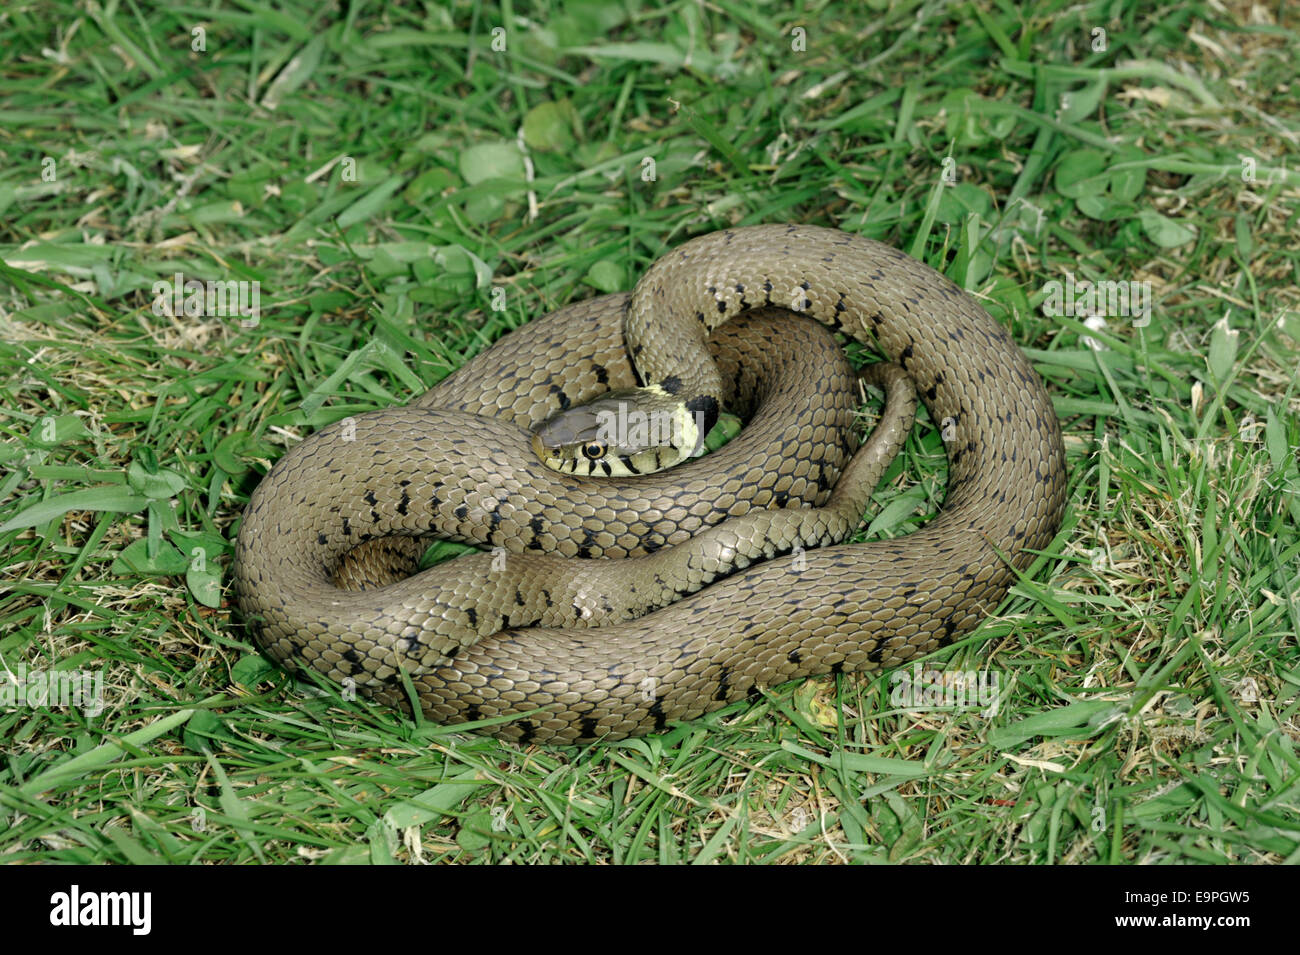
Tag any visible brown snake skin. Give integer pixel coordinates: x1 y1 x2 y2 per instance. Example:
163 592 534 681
233 224 1067 744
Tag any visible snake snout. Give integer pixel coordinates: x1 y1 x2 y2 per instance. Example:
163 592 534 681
531 431 558 466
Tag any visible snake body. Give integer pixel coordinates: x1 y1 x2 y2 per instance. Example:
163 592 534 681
233 224 1067 743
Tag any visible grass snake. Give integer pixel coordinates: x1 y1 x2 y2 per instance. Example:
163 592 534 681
233 224 1067 743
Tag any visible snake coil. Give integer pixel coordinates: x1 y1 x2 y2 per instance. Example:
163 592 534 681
233 224 1067 743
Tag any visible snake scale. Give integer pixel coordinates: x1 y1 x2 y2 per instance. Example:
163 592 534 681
233 224 1067 744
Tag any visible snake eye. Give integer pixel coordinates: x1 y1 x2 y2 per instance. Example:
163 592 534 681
581 441 607 461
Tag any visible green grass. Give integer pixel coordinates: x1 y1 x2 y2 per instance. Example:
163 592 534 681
1 0 1298 864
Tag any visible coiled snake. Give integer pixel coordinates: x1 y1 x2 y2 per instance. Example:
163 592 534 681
233 224 1067 743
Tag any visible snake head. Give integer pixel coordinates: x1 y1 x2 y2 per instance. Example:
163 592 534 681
531 386 703 476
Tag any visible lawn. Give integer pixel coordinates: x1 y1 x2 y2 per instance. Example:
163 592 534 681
0 0 1297 864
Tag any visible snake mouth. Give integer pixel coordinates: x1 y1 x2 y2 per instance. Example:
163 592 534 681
531 432 569 472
